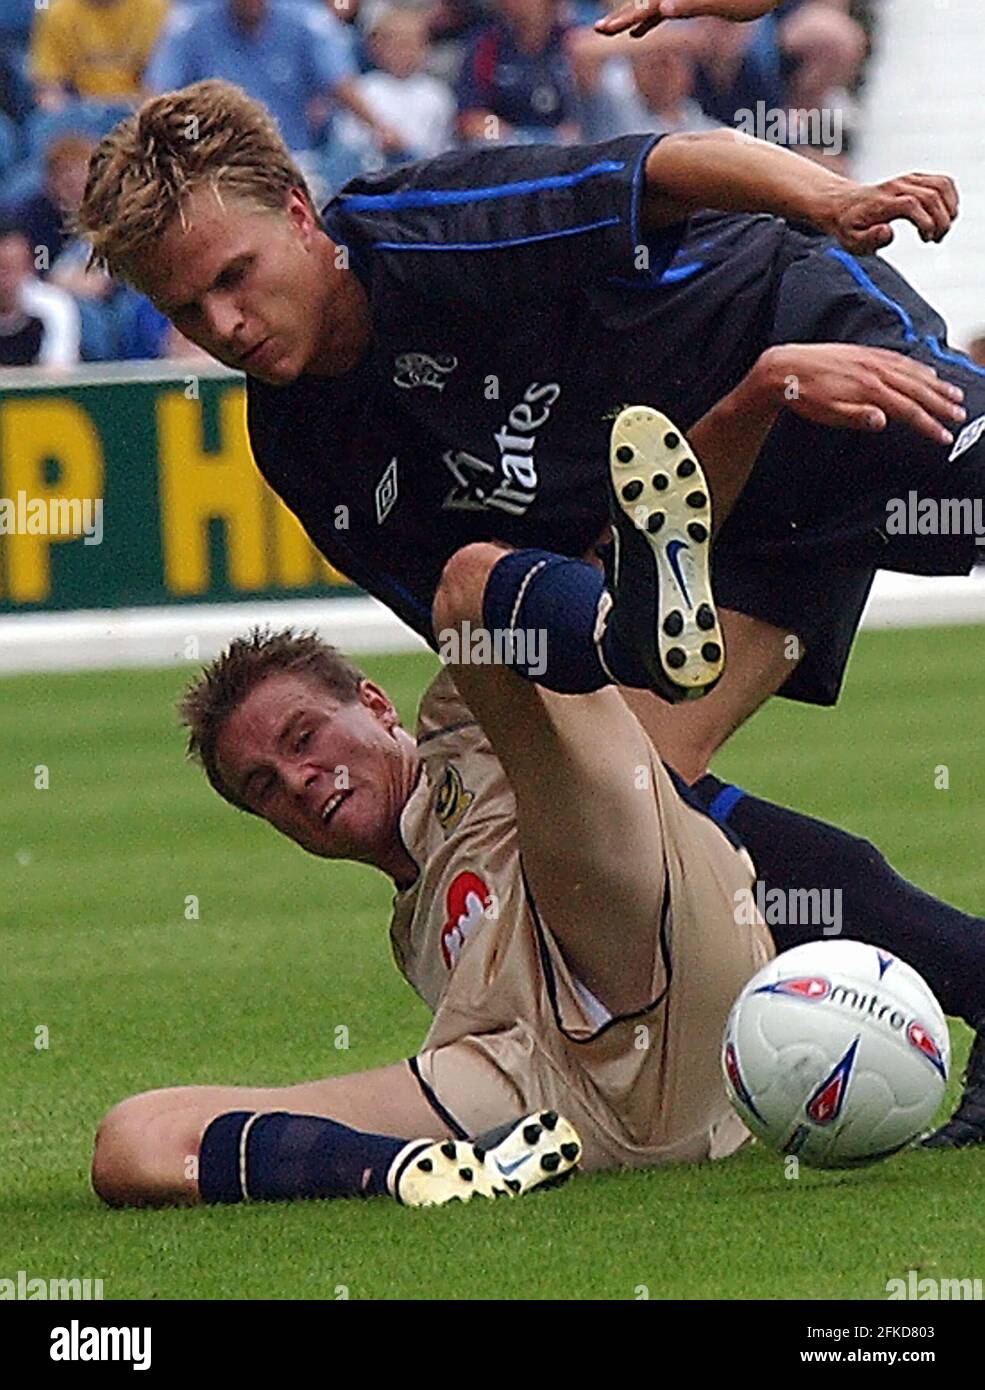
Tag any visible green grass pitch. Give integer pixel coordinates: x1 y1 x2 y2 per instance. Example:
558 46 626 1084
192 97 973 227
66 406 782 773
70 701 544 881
2 625 983 1301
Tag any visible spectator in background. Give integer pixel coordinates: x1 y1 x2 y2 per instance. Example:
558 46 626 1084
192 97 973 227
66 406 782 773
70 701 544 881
427 0 484 42
579 0 865 157
0 0 36 54
324 0 368 69
146 0 405 166
775 0 867 113
457 0 578 145
0 219 79 367
325 0 362 30
337 0 484 81
0 0 35 123
332 7 454 173
687 6 865 138
626 38 718 136
570 23 715 142
567 1 604 22
29 0 169 112
0 130 141 360
688 15 787 130
3 133 95 274
353 0 482 42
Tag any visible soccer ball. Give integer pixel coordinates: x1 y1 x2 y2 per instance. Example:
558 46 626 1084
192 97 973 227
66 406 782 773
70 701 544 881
722 940 950 1168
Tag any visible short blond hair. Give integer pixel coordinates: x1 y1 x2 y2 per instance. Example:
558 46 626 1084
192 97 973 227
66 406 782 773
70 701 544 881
74 79 317 280
179 627 365 813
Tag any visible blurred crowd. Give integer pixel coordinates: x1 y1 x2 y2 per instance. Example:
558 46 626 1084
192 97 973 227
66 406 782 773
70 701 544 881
0 0 885 368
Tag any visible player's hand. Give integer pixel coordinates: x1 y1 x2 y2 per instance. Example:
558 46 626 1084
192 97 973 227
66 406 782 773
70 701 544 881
595 0 780 38
752 344 966 446
816 174 959 253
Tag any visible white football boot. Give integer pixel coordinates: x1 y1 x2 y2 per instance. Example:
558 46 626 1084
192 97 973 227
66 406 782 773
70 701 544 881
390 1110 581 1208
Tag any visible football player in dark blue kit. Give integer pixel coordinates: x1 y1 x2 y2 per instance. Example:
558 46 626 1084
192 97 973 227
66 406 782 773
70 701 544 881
239 123 967 734
77 63 985 1144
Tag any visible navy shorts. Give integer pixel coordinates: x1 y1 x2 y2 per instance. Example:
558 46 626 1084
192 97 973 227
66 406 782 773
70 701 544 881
712 245 985 705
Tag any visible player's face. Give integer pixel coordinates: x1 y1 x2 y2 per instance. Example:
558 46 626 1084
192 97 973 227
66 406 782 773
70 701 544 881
214 671 416 866
131 187 328 385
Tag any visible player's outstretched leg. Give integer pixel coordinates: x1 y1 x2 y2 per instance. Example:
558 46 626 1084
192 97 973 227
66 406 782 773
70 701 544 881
393 1110 582 1207
93 1085 583 1209
185 1107 582 1209
604 406 725 702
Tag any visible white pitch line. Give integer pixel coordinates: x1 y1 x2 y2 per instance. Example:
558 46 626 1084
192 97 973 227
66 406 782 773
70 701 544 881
0 571 983 676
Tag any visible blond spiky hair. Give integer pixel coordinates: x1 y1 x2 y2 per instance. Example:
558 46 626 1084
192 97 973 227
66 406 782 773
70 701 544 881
73 79 317 281
179 627 365 813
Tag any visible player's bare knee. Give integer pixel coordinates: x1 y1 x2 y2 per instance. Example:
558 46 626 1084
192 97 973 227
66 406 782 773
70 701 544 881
91 1091 190 1208
91 1098 146 1206
433 542 505 637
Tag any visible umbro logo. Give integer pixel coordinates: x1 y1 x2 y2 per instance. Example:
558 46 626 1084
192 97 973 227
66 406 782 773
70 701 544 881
375 457 398 524
949 413 985 463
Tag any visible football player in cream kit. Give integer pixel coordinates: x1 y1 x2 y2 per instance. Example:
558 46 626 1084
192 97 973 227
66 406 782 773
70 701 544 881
388 652 770 1172
89 413 774 1213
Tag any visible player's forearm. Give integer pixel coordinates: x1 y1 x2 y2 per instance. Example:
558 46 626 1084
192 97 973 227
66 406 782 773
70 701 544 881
642 128 849 234
689 354 783 529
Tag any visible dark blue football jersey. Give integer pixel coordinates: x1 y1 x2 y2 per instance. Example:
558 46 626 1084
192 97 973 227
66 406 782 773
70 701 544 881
246 134 817 643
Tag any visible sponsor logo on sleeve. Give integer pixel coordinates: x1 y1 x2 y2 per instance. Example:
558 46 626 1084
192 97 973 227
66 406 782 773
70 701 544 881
435 764 474 835
440 870 491 970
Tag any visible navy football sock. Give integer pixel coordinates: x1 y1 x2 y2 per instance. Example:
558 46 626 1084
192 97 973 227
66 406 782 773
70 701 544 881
198 1111 425 1204
480 547 649 693
692 773 985 1026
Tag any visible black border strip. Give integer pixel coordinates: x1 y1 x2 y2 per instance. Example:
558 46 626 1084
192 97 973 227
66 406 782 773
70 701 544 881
406 1056 469 1138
